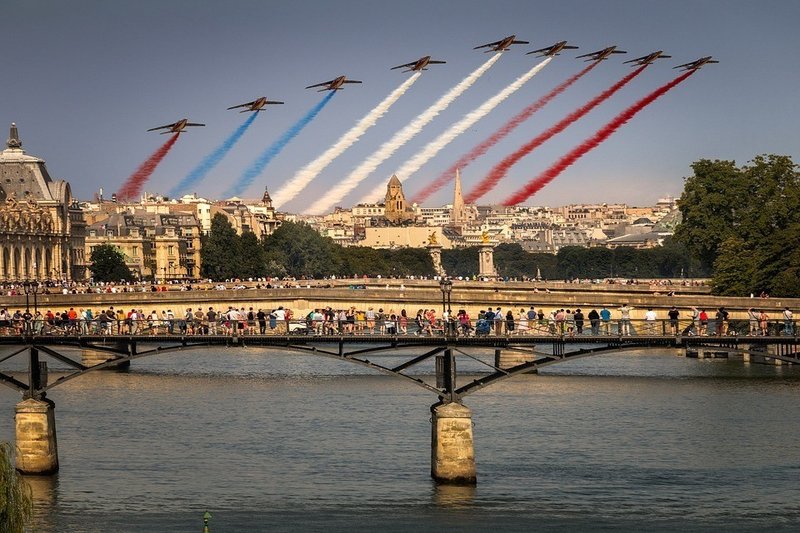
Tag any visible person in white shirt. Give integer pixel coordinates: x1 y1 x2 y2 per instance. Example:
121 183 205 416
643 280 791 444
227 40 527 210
783 307 794 336
644 308 657 335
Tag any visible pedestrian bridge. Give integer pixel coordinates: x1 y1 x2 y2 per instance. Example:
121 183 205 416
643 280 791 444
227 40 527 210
2 331 797 483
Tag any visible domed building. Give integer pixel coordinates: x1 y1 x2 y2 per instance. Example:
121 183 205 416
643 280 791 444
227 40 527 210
0 123 85 281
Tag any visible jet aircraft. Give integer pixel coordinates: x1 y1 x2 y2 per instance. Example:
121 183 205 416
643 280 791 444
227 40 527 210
147 119 205 134
673 56 719 70
474 35 529 53
305 76 362 92
391 56 446 72
227 97 284 113
526 41 579 57
576 46 627 62
624 51 672 66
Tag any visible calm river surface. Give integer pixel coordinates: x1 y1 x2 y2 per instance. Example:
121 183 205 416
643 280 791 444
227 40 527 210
1 346 799 532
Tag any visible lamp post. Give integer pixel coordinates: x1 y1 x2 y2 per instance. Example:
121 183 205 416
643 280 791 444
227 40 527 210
22 281 31 313
439 277 453 335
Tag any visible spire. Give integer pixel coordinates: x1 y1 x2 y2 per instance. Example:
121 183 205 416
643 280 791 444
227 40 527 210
6 122 22 149
261 186 272 207
451 168 465 226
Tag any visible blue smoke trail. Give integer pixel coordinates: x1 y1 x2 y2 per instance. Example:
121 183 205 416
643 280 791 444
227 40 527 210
225 91 336 198
169 112 258 198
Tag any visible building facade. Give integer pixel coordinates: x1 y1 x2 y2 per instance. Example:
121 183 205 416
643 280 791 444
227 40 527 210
0 123 85 282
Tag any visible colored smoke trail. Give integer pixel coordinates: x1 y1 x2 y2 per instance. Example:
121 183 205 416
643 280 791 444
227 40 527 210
413 62 598 204
117 133 180 201
467 65 647 204
503 70 696 206
170 113 258 198
359 57 553 204
273 72 422 209
307 54 501 215
226 91 336 198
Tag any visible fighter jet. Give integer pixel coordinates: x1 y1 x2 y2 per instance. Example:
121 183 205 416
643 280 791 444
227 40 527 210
576 46 627 62
227 97 284 113
624 51 672 66
673 56 719 70
146 119 205 134
526 41 579 57
391 56 446 72
305 76 363 92
474 35 529 53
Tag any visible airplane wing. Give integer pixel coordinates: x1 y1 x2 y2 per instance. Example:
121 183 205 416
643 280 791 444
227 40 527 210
575 52 595 59
185 123 205 127
623 56 645 64
265 101 284 104
673 62 694 69
511 40 530 45
428 60 446 64
527 46 553 55
306 80 334 89
147 123 175 132
473 40 500 50
611 50 628 54
343 80 362 84
227 102 254 110
391 62 415 70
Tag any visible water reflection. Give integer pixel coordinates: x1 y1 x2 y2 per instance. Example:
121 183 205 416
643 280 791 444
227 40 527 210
433 482 476 507
23 473 58 530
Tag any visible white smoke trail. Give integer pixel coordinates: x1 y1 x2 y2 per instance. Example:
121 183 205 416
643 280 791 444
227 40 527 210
359 56 553 204
272 72 421 209
307 54 501 215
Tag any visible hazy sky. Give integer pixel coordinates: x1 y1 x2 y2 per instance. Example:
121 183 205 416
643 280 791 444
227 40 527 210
2 0 798 209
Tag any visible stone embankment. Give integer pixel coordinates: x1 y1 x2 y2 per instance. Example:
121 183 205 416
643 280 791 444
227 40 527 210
1 280 794 320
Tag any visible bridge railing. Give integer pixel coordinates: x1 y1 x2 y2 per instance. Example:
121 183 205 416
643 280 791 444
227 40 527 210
0 316 796 338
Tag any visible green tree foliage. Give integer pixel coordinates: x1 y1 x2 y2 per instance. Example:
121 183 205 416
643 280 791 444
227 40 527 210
200 214 240 280
0 442 33 532
676 154 800 296
89 244 133 282
263 221 343 278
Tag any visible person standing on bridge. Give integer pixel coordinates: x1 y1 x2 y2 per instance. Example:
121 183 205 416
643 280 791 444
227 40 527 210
747 308 759 336
782 307 794 336
600 306 611 335
574 309 585 335
668 306 680 336
619 304 633 336
588 309 600 335
644 308 657 335
759 310 769 336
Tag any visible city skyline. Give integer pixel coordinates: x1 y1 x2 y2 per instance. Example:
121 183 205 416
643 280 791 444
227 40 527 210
2 0 798 209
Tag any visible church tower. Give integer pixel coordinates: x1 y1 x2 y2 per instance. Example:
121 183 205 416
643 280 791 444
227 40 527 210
450 168 466 227
383 174 414 224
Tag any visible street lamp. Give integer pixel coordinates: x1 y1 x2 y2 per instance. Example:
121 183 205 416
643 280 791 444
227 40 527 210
23 281 41 314
439 277 453 335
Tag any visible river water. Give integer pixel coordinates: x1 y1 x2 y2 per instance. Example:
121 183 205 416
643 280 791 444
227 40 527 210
1 346 799 532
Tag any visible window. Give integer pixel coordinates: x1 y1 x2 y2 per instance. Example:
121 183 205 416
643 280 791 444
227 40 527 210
132 246 139 257
168 245 175 257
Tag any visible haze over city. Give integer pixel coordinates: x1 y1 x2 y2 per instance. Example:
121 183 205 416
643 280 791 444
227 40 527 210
2 0 798 210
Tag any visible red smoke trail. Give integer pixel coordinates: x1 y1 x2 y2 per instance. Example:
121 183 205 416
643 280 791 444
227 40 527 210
413 62 599 204
503 70 696 206
466 65 648 204
117 133 180 200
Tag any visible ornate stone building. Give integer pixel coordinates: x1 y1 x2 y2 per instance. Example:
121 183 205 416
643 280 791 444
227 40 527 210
0 124 85 281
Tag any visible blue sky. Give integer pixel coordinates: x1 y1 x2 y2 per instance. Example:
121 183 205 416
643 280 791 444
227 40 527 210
2 0 798 209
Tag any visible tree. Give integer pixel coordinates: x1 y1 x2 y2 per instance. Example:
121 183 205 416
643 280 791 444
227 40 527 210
263 221 342 278
239 231 268 279
675 154 800 295
0 442 33 532
201 214 240 280
89 244 133 282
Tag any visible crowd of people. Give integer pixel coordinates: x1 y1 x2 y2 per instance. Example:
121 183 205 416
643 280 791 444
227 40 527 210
0 304 795 338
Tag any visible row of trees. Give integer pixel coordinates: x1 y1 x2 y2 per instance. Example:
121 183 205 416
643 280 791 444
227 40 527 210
442 240 706 280
201 217 435 279
675 155 800 296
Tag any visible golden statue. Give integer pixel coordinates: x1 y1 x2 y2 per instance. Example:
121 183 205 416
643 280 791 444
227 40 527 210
428 231 438 245
481 230 490 244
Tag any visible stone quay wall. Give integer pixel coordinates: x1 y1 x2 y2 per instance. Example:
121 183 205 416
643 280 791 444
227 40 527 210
1 281 795 320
